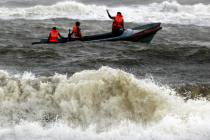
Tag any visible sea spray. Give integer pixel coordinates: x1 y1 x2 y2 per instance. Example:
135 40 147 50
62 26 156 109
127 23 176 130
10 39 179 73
0 67 174 127
0 1 209 26
0 67 210 139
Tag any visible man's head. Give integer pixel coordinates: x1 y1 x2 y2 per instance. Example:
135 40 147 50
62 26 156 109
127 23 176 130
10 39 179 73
117 12 121 15
76 21 80 26
53 27 56 30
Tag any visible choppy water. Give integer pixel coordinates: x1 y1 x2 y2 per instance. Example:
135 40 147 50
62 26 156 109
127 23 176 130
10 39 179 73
0 0 210 139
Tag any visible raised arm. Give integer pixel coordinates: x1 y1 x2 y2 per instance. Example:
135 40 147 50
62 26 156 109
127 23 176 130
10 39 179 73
106 10 115 19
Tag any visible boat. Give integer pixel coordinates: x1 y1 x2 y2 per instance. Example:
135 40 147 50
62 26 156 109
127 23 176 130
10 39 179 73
32 23 162 45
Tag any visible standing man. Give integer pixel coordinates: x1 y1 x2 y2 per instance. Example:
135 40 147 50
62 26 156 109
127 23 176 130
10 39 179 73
106 10 124 36
48 27 66 43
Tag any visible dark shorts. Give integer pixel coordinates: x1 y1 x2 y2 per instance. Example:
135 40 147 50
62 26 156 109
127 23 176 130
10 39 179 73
112 29 123 36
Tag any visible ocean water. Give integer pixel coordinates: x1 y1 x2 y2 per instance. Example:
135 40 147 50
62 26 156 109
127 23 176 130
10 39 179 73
0 0 210 139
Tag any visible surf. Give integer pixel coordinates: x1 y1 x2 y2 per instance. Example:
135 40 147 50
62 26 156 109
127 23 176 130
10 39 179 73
0 1 209 26
0 67 210 139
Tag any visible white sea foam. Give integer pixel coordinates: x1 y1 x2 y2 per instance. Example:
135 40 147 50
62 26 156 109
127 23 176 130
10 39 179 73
0 1 209 26
173 40 210 48
0 67 210 139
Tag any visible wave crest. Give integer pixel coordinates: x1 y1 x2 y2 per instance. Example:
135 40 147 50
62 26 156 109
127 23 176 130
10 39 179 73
0 1 210 26
0 67 175 127
152 1 210 14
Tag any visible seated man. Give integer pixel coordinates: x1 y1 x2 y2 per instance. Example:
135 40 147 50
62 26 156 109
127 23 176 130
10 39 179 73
73 21 82 38
106 10 124 36
47 27 66 43
68 29 74 41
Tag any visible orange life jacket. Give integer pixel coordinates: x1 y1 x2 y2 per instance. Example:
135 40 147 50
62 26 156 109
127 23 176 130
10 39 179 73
73 26 81 37
112 14 123 28
49 30 59 42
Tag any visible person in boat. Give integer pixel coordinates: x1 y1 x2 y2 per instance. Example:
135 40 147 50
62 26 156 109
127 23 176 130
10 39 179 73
67 29 74 41
106 10 124 36
73 21 82 38
47 27 66 43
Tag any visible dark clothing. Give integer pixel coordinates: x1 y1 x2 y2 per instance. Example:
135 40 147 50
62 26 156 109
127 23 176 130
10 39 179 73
68 31 74 41
112 29 123 36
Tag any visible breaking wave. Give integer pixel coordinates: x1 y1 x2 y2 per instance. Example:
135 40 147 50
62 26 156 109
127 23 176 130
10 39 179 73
0 1 210 26
0 67 210 139
0 67 175 127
